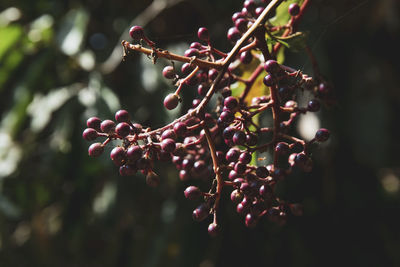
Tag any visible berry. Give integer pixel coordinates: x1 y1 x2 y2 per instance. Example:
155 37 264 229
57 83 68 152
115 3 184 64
275 142 289 155
256 166 269 178
234 162 246 174
173 122 187 137
179 169 190 181
161 129 176 140
219 110 234 123
115 110 130 123
192 204 209 221
246 133 258 146
208 223 219 237
161 138 176 153
164 93 179 110
197 27 209 42
263 74 275 86
226 148 240 162
232 12 244 23
126 146 142 162
231 189 243 203
239 152 252 164
184 48 199 57
181 63 194 75
88 143 104 157
86 117 101 131
110 146 126 166
194 160 206 172
288 3 300 16
115 122 131 137
255 7 264 17
162 66 175 79
224 96 238 110
82 128 98 141
243 0 256 13
245 213 258 228
221 87 232 98
190 42 202 49
100 120 115 133
119 164 137 176
129 26 145 40
184 186 202 200
315 128 330 142
227 27 241 43
232 131 246 146
197 84 209 96
264 60 280 73
308 99 321 112
235 18 248 33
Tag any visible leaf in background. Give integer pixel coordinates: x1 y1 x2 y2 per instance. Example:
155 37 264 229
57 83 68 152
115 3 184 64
0 25 22 60
270 0 303 26
275 31 308 52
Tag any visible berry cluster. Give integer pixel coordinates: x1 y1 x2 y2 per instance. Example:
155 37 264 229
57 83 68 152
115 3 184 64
83 0 333 236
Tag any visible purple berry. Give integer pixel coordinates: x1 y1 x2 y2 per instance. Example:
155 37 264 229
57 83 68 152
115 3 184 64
288 3 300 16
129 26 145 40
115 122 131 137
230 189 243 203
315 128 330 142
161 129 176 140
162 66 175 79
86 117 101 131
110 146 126 166
173 122 187 137
223 126 235 140
239 152 252 164
164 94 179 110
197 27 209 42
275 142 289 155
264 60 280 73
232 131 246 146
263 74 275 86
224 96 238 110
126 146 142 162
308 99 321 112
181 63 194 75
184 186 202 200
184 48 199 57
82 128 98 141
192 204 209 221
226 148 240 162
208 223 219 237
245 213 258 228
235 18 248 33
246 133 258 146
115 110 130 123
88 143 104 157
256 166 269 178
161 138 176 153
227 27 241 43
240 51 253 64
100 120 115 133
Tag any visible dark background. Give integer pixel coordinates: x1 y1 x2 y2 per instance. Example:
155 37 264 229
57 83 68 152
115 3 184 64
0 0 399 266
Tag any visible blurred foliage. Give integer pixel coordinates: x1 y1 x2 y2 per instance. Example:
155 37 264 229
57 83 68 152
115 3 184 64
0 0 400 267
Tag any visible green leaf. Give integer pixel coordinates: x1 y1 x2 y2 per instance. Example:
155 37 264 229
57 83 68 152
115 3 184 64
275 31 308 52
270 0 303 26
0 25 23 61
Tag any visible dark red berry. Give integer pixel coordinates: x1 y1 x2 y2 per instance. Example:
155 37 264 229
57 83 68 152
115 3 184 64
161 138 176 153
232 12 244 23
193 160 206 172
197 27 209 42
162 66 175 79
82 128 98 141
235 18 248 33
190 42 202 49
115 110 130 123
100 120 115 133
226 148 240 162
263 74 275 86
246 133 258 146
307 99 321 112
192 204 209 221
164 93 179 110
219 110 234 123
243 0 256 13
88 143 104 157
110 146 126 166
234 162 246 174
119 164 137 176
264 60 280 73
223 126 235 140
288 3 300 16
233 131 246 146
173 122 187 137
161 129 176 140
227 27 241 43
184 48 199 57
255 7 264 17
208 223 219 237
239 152 252 164
86 117 101 131
197 84 209 96
184 186 202 200
129 26 145 40
275 142 289 155
181 63 194 75
179 169 190 181
126 146 142 162
231 189 243 203
224 96 238 110
245 213 258 228
115 122 131 137
256 166 269 178
240 50 253 64
315 128 330 142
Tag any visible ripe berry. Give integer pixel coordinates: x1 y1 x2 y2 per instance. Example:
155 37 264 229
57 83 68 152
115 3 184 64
182 158 194 170
126 146 142 162
193 160 206 172
86 117 101 131
88 143 104 157
288 3 300 16
208 223 219 237
192 204 209 221
239 152 252 164
315 128 330 142
129 26 145 40
232 12 244 23
275 142 289 155
162 66 175 79
197 27 209 42
246 133 258 146
221 87 232 98
119 164 137 176
264 60 280 73
307 99 320 112
115 110 130 123
197 84 209 96
245 213 258 228
164 93 179 110
255 7 264 17
161 129 176 140
173 122 187 137
227 27 241 43
190 42 202 49
181 63 194 75
82 128 98 141
243 0 256 13
110 146 126 166
235 18 248 33
233 131 246 146
184 186 202 200
219 110 234 123
115 122 131 137
240 51 253 64
226 148 240 162
179 169 190 181
256 166 269 178
161 138 176 153
100 120 115 133
234 162 246 174
224 96 238 110
231 189 243 203
184 48 199 57
263 74 275 86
